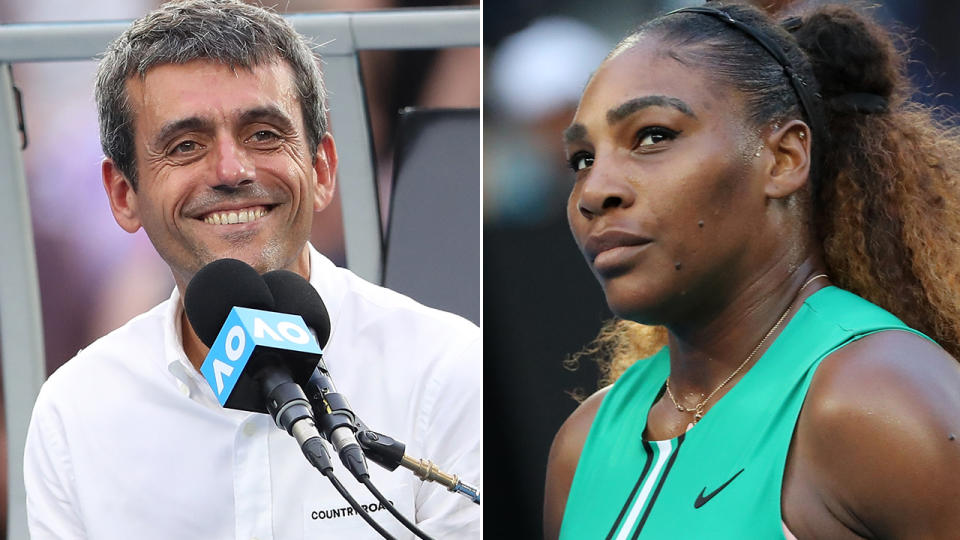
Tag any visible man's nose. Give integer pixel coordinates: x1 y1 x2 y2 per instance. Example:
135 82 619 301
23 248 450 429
576 157 636 219
211 136 254 188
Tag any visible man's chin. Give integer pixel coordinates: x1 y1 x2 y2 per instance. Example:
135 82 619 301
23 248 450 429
219 228 262 245
190 243 287 275
169 234 308 289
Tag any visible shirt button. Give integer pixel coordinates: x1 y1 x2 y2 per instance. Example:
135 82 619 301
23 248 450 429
243 422 258 437
177 383 190 397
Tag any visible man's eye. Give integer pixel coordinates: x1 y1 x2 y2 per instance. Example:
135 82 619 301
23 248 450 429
250 130 279 142
569 152 594 172
636 127 679 148
171 140 198 154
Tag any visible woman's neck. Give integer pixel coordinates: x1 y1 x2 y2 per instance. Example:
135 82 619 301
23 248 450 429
663 254 828 401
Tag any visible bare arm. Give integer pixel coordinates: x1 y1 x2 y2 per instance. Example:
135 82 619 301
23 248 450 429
543 386 610 540
786 330 960 539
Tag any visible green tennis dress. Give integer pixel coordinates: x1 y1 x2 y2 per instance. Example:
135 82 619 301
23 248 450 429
559 287 927 539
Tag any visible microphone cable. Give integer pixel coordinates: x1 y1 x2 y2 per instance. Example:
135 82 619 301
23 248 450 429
302 373 434 537
358 430 481 505
300 438 397 540
324 473 396 540
259 269 435 538
358 475 434 540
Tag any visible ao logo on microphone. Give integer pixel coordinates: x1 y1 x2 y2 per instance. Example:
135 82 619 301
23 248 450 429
200 307 322 406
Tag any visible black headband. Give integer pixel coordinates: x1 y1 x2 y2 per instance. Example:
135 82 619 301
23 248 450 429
667 5 824 142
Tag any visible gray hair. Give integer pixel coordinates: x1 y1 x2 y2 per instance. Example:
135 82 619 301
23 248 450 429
95 0 327 190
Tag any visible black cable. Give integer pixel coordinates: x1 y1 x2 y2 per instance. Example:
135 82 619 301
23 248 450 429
360 476 435 540
303 439 395 539
322 471 397 540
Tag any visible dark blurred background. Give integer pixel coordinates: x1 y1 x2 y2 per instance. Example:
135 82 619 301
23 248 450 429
483 0 960 538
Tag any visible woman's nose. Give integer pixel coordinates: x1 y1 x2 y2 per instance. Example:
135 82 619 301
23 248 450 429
576 158 636 219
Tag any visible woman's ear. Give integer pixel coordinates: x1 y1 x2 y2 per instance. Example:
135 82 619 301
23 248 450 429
762 119 811 199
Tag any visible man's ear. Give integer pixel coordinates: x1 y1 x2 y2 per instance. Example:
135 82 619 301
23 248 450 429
102 159 142 233
312 133 338 212
762 119 811 199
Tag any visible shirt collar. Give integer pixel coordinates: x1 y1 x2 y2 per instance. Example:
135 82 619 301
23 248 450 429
306 243 345 348
161 285 215 402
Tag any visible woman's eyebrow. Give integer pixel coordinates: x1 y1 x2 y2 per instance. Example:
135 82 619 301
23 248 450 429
606 95 696 124
564 95 697 145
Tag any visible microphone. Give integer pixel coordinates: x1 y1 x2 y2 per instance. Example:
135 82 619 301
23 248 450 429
262 270 369 481
183 259 332 472
262 269 330 347
187 261 400 540
264 270 443 540
259 271 480 506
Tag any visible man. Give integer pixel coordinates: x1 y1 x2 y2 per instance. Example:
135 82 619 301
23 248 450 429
23 1 481 538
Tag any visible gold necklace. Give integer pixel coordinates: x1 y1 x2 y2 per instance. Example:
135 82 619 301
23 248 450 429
664 273 828 423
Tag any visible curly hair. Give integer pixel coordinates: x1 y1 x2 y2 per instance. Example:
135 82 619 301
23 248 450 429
576 2 960 385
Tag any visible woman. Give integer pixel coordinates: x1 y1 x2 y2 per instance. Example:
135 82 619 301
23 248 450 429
545 2 960 539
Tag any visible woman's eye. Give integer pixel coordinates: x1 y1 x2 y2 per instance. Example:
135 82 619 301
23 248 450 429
636 127 679 148
569 152 594 172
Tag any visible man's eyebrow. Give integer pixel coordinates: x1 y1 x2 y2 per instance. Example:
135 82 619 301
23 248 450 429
238 105 296 133
151 116 213 149
563 123 588 145
150 106 297 149
606 95 696 124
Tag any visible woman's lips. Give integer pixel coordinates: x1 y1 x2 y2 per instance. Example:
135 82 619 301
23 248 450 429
584 230 653 276
594 242 652 270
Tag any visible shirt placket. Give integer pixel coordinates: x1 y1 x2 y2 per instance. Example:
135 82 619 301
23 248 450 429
234 413 273 540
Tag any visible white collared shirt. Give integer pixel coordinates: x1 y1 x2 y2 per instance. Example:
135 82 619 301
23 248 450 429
24 246 482 539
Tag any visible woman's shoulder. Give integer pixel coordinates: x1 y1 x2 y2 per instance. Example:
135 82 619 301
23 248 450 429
551 347 668 460
543 385 612 540
550 386 613 465
789 329 960 536
804 329 959 439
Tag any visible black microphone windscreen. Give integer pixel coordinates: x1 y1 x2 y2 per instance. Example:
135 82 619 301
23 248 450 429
184 259 275 347
262 270 332 348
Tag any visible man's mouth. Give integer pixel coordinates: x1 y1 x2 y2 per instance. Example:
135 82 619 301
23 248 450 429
201 205 272 225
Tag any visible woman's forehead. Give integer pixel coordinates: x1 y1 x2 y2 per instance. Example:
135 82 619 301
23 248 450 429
576 42 732 123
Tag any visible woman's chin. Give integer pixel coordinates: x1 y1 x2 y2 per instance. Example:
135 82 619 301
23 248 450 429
602 287 666 325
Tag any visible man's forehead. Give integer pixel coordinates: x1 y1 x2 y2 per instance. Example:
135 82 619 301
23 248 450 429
124 59 300 122
131 58 294 91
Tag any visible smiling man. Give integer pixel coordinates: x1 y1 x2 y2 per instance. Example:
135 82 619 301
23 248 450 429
23 1 481 539
107 59 327 288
